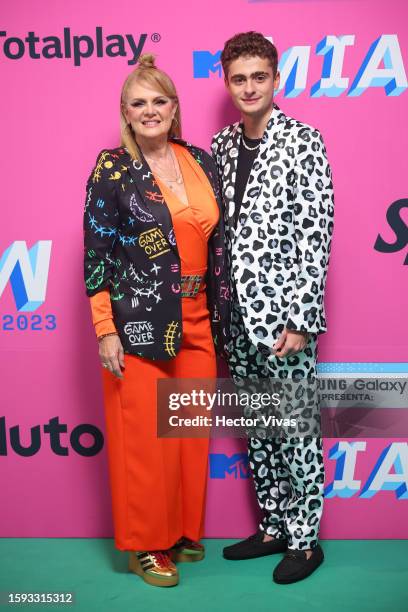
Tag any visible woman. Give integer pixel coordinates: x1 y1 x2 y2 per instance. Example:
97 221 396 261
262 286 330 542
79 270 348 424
83 54 229 587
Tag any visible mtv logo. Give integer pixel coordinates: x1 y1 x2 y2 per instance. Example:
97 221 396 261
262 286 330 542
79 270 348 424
193 50 222 78
0 241 52 311
209 453 250 479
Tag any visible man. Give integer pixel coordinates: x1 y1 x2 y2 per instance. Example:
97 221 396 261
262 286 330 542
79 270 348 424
211 32 334 584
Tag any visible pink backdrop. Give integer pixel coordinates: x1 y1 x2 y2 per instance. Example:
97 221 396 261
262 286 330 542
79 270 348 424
1 0 407 539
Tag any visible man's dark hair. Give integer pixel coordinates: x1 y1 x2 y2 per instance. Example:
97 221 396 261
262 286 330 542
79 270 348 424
221 31 279 78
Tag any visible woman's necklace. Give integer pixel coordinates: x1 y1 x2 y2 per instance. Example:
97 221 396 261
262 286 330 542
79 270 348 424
144 146 183 188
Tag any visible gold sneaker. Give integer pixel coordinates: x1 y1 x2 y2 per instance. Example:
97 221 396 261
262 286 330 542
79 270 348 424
170 537 205 563
129 550 179 587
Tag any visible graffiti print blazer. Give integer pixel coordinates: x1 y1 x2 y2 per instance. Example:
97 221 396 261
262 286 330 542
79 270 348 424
83 139 230 360
212 105 334 356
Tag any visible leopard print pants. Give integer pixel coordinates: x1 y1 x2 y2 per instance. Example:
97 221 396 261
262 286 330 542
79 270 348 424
227 302 325 550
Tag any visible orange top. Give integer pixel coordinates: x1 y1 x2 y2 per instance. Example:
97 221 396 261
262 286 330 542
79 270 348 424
89 143 219 338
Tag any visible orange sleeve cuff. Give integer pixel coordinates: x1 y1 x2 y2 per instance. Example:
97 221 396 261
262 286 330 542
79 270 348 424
89 289 118 338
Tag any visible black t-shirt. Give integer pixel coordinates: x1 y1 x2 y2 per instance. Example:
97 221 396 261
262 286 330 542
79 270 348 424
234 133 262 228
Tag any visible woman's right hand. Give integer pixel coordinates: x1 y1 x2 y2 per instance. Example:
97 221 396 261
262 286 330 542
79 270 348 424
99 334 125 379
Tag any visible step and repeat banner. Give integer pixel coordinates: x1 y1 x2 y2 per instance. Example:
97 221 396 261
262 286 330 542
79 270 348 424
1 0 407 539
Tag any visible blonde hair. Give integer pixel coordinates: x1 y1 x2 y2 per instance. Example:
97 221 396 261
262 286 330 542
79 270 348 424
120 53 182 161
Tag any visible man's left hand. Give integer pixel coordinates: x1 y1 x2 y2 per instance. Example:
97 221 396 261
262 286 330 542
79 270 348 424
273 328 309 358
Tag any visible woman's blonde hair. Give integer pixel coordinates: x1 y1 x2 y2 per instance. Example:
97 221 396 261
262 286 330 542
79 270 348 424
120 53 182 161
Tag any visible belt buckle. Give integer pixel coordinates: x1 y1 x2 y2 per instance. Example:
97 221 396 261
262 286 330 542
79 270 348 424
180 274 203 298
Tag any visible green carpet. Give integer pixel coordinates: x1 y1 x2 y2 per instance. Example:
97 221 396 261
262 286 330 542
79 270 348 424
0 539 406 611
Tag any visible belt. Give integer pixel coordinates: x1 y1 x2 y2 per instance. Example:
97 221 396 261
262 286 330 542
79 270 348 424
180 273 205 298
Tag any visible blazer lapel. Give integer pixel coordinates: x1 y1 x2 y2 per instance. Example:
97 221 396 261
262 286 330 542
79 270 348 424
235 105 287 239
126 151 178 255
221 122 242 242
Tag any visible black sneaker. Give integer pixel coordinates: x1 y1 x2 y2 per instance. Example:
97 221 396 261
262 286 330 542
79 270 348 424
223 531 287 560
273 544 324 584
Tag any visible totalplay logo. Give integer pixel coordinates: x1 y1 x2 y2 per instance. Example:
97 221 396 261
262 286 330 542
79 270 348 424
0 27 149 66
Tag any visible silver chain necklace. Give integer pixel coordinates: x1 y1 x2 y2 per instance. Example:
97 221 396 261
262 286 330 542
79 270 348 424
145 147 183 186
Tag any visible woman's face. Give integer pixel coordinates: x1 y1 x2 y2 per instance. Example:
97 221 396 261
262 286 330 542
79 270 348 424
123 80 177 143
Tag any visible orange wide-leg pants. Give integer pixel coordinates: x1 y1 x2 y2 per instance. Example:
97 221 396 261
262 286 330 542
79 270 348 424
101 291 216 551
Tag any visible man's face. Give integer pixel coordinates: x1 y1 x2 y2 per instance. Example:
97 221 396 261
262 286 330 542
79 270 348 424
225 55 280 119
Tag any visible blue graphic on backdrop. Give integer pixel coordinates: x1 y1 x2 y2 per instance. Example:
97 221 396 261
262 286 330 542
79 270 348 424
193 34 408 97
193 50 221 78
325 441 408 499
0 240 56 331
209 444 408 500
209 453 250 479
